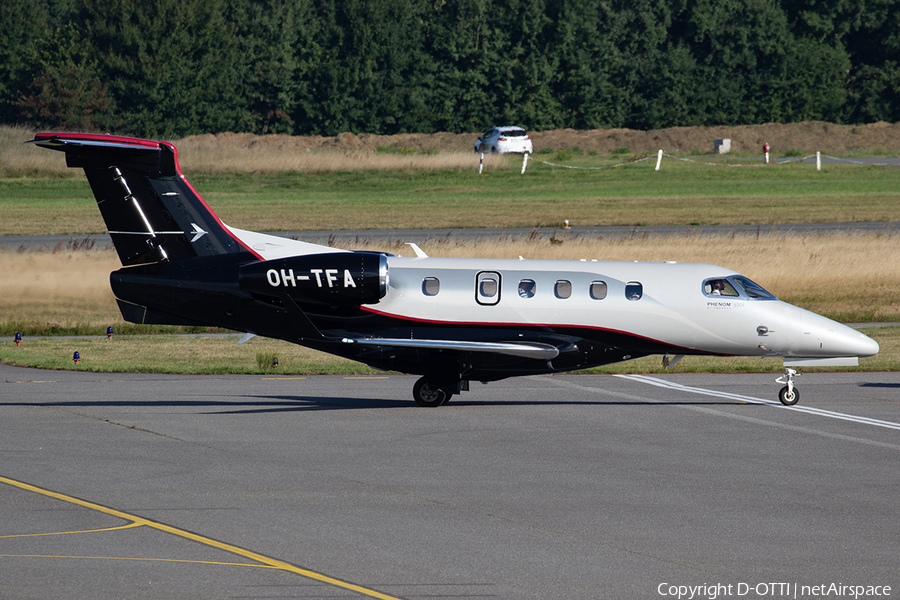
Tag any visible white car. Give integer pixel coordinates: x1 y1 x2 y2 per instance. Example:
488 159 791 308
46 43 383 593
474 126 533 154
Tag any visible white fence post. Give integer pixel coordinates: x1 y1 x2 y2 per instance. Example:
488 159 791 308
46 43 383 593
521 152 529 175
816 151 821 171
655 149 663 171
478 152 484 174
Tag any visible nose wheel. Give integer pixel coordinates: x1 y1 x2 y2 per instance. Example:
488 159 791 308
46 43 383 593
775 367 800 405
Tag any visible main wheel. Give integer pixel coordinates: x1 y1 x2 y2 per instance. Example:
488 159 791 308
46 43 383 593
413 377 448 407
778 385 799 406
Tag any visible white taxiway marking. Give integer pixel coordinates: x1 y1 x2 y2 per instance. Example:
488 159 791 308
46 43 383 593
616 374 900 431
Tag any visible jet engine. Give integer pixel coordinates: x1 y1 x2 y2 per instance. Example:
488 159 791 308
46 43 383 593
239 252 389 306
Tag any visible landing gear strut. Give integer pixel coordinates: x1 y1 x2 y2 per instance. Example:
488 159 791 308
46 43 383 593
775 367 800 406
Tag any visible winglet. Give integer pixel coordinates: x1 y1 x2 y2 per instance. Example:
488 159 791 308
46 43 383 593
406 243 428 258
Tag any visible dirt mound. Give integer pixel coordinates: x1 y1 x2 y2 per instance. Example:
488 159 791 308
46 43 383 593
180 121 900 155
552 121 900 154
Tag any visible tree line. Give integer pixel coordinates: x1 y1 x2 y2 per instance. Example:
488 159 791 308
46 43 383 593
2 0 898 139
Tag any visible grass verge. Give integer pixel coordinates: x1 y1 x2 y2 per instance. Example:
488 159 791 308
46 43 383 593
0 335 381 375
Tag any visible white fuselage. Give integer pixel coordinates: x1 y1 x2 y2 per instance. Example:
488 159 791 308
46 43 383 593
374 256 878 360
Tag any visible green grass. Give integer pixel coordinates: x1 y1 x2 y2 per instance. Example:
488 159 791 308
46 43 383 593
2 159 899 235
0 335 381 375
1 327 895 376
0 321 227 338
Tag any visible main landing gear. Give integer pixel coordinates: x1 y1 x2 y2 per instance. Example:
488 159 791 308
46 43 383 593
775 367 800 406
412 377 469 407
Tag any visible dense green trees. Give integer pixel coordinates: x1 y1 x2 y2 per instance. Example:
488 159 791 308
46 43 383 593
3 0 897 138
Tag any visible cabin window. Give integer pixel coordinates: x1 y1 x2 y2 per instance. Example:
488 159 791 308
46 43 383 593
555 280 572 299
703 278 739 297
590 281 608 300
625 281 643 301
476 271 501 305
422 277 440 296
518 279 536 298
480 278 498 297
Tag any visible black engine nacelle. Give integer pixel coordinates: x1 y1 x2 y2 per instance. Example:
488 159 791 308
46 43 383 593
239 252 389 306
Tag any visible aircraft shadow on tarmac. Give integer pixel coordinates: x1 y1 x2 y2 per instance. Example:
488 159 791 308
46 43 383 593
210 394 757 413
3 394 760 413
859 382 900 388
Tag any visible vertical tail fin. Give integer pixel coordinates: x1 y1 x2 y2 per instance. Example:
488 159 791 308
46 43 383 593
31 133 257 265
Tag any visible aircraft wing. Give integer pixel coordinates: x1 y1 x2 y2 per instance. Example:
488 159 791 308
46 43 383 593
275 292 561 360
339 337 560 360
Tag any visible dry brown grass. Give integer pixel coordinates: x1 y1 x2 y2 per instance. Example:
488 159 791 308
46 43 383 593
0 126 507 177
1 249 120 328
0 125 72 178
181 147 501 174
3 232 898 331
175 132 504 174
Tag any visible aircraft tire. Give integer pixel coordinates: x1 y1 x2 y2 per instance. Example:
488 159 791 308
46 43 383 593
414 377 448 407
778 385 799 406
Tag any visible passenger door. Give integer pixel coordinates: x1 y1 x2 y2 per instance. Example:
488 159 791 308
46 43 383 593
476 271 501 305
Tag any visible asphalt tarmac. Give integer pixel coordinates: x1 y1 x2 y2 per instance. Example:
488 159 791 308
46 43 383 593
2 363 898 599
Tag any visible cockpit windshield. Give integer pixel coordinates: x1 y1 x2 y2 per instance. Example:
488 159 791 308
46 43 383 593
703 276 777 300
732 276 777 300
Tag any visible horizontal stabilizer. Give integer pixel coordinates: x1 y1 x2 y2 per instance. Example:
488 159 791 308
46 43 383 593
31 134 171 175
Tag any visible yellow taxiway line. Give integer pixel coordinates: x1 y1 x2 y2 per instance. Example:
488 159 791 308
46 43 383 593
0 475 403 600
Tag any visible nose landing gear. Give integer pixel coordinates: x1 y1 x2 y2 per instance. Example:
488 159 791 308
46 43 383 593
775 367 800 405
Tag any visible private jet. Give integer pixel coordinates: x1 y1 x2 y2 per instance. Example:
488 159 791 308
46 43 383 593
31 133 879 406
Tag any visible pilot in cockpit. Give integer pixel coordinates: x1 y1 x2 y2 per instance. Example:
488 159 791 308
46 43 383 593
706 278 739 297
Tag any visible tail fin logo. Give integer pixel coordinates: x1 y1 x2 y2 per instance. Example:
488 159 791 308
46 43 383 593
190 223 208 242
